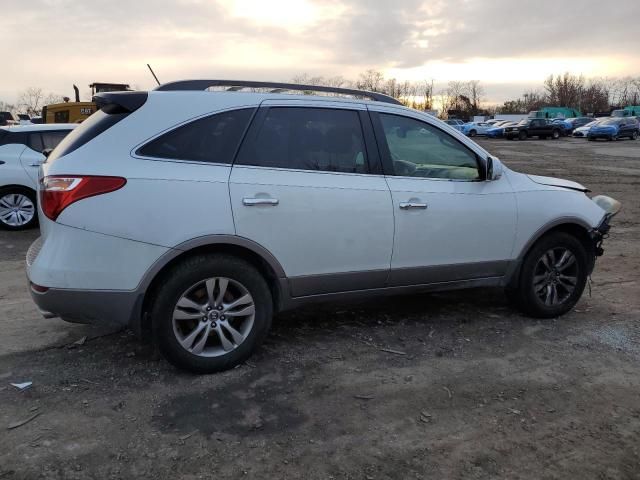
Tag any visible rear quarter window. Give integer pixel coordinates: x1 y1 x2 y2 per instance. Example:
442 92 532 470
137 108 255 164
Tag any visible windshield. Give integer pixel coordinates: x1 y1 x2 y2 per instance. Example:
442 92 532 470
600 119 620 125
517 120 530 126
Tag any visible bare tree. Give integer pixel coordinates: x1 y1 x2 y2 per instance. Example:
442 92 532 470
17 87 63 116
356 69 385 92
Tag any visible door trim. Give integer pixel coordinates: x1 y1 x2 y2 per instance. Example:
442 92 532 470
388 260 511 287
289 269 388 297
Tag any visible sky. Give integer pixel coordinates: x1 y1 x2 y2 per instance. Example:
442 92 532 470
2 0 639 106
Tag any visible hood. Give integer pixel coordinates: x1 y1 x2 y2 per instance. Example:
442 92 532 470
527 174 589 192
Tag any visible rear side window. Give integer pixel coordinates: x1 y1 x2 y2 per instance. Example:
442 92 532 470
138 108 255 164
42 131 70 150
28 133 44 152
237 107 369 173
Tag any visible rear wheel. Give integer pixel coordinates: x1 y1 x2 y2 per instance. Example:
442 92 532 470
631 131 638 140
552 129 560 139
506 232 588 318
469 129 477 137
151 254 273 373
0 187 38 231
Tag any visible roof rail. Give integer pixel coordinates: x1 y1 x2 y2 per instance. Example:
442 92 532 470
154 80 403 105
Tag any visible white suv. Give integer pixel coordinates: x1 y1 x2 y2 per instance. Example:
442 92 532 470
26 80 621 373
0 124 76 229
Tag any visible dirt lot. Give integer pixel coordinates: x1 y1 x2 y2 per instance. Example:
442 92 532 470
1 137 639 479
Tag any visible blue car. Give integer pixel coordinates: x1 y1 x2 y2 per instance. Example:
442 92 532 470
445 119 465 132
486 121 517 138
587 118 639 141
551 118 573 136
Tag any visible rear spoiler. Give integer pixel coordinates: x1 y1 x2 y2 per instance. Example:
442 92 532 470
93 91 148 114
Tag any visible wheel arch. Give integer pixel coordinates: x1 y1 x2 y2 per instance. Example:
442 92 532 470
506 219 595 289
133 235 287 336
0 183 37 195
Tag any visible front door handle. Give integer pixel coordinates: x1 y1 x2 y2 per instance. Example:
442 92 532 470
242 197 279 206
399 202 428 210
29 162 43 167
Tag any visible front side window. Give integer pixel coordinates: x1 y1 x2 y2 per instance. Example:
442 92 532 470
237 107 368 173
28 133 43 152
379 113 480 180
138 108 255 163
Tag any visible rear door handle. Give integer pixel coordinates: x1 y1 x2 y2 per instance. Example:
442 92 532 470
399 202 428 210
242 197 279 206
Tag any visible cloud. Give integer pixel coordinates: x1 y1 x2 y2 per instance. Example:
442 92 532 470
1 0 638 104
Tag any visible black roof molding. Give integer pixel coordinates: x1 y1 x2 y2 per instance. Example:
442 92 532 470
93 91 149 113
154 79 403 105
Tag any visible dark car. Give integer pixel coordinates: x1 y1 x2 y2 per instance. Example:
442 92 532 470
587 118 639 141
0 111 17 126
504 118 562 140
567 117 594 129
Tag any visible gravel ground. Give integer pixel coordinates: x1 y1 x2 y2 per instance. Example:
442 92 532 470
1 137 639 479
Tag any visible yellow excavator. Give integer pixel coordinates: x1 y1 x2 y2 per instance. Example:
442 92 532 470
42 82 130 123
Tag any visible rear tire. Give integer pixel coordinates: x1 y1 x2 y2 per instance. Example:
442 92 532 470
469 130 477 137
552 129 560 139
631 131 638 140
0 187 38 231
506 232 588 318
151 254 273 373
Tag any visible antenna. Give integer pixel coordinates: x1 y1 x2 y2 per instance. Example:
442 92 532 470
147 64 161 86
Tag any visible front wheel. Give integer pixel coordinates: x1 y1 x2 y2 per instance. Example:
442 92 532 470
506 232 588 318
469 130 477 137
0 187 38 231
518 131 528 140
552 130 560 139
151 254 273 373
631 131 638 140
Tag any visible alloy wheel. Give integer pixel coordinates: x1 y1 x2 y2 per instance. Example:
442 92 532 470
532 247 578 307
0 193 35 227
172 277 255 357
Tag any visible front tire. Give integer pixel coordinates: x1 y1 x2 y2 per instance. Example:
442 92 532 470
552 129 560 139
507 232 588 318
151 254 273 373
469 130 477 137
631 131 638 140
518 131 528 140
0 187 38 231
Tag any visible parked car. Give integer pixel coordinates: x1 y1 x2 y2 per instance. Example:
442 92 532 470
587 118 639 141
445 119 465 132
572 120 600 138
566 117 594 130
462 121 492 137
505 118 563 140
486 121 517 138
485 119 502 126
0 124 76 229
551 118 573 136
26 80 621 373
0 112 17 126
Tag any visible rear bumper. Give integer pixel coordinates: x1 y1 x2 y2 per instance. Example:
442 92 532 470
29 285 141 327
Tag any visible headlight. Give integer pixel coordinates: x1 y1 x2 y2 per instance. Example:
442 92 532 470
592 195 622 217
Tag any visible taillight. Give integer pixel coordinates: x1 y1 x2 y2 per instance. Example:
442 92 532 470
40 175 126 221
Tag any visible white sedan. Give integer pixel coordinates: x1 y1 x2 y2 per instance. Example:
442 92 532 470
0 123 76 229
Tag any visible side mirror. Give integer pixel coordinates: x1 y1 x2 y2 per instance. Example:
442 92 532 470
42 148 53 158
486 156 503 181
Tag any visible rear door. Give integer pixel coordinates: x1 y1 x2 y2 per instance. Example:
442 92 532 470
229 101 394 296
19 130 71 184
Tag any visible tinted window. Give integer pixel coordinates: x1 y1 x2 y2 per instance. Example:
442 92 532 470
237 107 368 173
379 113 479 180
54 110 70 123
28 133 43 151
138 108 254 163
48 110 128 163
41 131 70 150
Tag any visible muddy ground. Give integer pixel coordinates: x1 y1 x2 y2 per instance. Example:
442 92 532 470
1 137 639 479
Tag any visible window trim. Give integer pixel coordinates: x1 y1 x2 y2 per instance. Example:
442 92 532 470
369 111 487 181
132 106 258 166
233 105 382 176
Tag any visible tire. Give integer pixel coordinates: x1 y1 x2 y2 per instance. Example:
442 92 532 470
506 232 589 318
151 254 273 373
0 187 38 231
469 130 477 137
632 131 639 140
552 129 560 140
518 131 528 140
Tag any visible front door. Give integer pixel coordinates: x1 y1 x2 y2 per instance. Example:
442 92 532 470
370 108 517 287
230 102 394 296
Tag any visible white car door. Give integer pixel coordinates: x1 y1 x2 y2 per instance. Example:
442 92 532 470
19 130 70 185
369 107 517 286
229 101 394 296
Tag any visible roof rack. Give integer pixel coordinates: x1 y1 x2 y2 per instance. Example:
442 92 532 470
154 80 403 105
